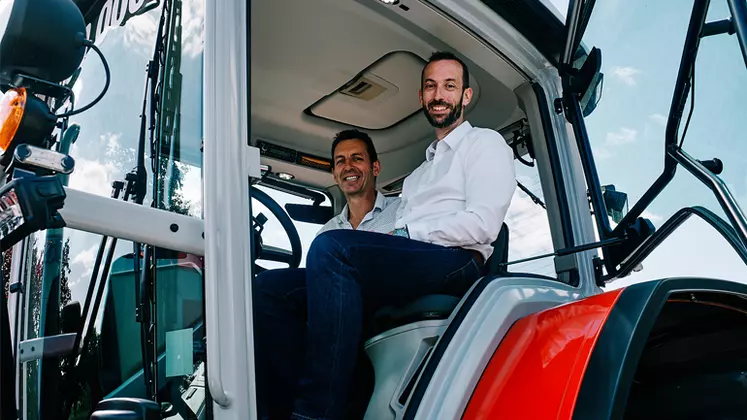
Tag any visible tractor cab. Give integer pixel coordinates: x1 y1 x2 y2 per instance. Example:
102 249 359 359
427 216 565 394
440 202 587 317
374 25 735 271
2 0 747 419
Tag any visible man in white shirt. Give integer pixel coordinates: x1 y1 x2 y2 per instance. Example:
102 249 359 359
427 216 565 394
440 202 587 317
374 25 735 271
289 52 516 420
254 129 400 420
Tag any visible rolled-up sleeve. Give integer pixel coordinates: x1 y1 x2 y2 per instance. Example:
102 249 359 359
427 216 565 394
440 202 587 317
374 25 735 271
406 131 516 246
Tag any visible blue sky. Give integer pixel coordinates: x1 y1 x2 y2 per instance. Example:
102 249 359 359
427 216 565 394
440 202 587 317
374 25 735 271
33 0 747 309
562 0 747 287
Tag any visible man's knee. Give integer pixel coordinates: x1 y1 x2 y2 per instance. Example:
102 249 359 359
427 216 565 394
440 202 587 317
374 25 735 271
308 230 350 261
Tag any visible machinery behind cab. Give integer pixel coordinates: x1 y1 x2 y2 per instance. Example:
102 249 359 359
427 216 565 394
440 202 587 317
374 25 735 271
0 0 114 418
0 0 101 251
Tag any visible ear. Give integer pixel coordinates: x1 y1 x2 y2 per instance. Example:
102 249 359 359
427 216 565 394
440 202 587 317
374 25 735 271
373 160 381 177
418 89 424 107
462 87 473 107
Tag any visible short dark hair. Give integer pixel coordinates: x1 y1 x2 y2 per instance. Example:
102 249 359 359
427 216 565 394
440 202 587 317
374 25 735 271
421 51 470 90
331 129 378 164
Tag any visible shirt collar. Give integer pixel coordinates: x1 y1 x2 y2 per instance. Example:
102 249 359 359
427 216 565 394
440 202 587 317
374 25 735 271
337 191 385 225
425 121 473 161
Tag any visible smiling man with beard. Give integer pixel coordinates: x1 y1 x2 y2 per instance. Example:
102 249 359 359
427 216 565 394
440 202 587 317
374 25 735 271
285 51 517 420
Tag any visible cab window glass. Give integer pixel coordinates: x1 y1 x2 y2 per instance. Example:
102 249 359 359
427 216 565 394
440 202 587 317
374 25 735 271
577 0 747 284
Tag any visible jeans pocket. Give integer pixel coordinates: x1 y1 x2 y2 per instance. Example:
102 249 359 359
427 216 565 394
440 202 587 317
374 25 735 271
443 259 481 296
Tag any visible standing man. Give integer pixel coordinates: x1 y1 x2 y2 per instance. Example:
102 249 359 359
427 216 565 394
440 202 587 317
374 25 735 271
254 129 399 420
289 51 517 420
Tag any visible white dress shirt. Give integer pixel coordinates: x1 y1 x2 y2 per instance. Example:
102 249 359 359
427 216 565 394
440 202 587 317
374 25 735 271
317 191 400 236
395 121 516 261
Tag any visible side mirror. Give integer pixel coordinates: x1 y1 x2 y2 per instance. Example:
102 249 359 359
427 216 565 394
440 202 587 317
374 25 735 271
0 0 87 88
571 47 604 117
602 184 629 225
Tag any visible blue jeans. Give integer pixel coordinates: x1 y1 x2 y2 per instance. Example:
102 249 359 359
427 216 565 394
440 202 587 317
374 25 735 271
254 230 483 420
253 268 308 420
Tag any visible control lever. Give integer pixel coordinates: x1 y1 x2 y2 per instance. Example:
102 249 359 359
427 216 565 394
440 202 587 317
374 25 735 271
697 158 723 175
254 212 268 234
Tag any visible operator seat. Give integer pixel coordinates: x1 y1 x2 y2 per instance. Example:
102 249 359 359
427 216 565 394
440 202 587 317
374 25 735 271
362 224 510 420
369 223 509 335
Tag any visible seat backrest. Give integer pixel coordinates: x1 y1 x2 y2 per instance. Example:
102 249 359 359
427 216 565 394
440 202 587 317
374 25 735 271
484 223 509 276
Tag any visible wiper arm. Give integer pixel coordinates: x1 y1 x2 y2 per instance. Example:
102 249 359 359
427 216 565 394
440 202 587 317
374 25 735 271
131 0 172 403
73 180 129 358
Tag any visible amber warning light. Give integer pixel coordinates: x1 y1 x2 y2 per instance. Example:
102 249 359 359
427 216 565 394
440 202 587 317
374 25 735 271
0 87 25 153
0 87 56 167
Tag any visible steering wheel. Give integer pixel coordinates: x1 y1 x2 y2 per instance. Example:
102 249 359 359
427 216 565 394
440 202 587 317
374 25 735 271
250 186 303 271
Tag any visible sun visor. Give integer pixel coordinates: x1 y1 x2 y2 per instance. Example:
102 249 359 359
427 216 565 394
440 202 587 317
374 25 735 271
305 51 426 130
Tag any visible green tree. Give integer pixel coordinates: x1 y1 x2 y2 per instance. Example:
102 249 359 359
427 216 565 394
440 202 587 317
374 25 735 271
60 238 72 308
156 157 193 216
3 249 11 299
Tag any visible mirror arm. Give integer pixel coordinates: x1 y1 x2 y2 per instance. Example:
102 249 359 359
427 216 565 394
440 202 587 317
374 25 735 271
613 206 747 279
701 18 735 38
609 0 710 237
670 147 747 248
561 0 585 66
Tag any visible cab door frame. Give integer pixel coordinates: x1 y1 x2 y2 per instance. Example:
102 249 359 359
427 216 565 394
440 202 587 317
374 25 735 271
203 0 263 418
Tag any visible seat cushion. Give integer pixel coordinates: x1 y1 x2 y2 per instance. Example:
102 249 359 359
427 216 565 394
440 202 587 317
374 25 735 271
370 294 460 337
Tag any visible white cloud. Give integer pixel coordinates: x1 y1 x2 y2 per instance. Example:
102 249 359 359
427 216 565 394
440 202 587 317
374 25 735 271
73 77 84 101
68 134 122 197
123 0 204 58
505 190 554 259
68 159 118 197
649 113 667 127
182 0 205 58
595 147 613 160
180 164 203 217
71 243 99 285
611 66 642 86
605 128 637 146
641 210 664 223
123 10 158 55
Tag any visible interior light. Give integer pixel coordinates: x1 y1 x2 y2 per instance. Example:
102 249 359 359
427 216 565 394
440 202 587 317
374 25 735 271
277 172 295 181
378 0 400 4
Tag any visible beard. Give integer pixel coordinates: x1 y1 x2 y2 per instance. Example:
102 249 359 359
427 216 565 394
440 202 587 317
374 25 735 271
422 98 463 128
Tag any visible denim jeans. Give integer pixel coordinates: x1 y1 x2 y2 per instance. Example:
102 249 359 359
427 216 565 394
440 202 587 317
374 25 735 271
253 268 310 420
254 230 483 420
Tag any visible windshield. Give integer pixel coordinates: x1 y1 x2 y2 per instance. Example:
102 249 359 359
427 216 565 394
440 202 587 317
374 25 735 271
576 0 747 285
252 185 331 269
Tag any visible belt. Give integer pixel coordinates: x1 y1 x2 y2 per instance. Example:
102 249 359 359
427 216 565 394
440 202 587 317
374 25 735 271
466 249 484 266
449 247 484 266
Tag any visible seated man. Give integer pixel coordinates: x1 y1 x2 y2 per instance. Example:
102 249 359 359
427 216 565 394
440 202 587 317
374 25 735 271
289 51 517 420
253 129 399 420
